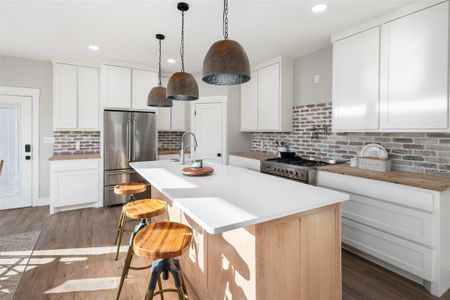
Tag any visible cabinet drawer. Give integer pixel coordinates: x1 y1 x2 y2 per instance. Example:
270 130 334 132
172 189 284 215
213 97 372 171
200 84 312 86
51 159 99 171
317 171 435 212
342 219 433 280
342 193 434 247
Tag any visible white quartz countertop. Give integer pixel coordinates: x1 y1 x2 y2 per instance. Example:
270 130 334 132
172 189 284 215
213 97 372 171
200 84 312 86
131 160 349 234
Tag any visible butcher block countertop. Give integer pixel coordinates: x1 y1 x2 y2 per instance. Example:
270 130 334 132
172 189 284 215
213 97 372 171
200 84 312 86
49 153 101 161
318 164 450 192
229 151 276 161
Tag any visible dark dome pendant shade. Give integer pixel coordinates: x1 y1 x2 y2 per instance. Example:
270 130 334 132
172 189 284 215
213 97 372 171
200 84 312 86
167 2 199 101
202 39 250 85
202 0 251 85
148 34 173 107
166 72 198 101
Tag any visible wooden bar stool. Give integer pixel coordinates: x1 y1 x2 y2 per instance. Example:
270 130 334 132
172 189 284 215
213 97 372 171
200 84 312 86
115 199 167 299
133 221 192 300
113 182 147 260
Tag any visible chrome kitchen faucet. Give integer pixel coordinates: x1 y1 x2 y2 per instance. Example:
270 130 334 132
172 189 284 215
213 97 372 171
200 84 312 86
180 131 198 165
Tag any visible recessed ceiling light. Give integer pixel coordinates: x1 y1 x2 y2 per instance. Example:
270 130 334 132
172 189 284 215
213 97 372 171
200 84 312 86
167 58 176 64
88 45 99 51
312 4 327 13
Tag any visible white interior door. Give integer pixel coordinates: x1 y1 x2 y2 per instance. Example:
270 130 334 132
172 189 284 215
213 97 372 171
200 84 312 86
0 95 32 210
193 102 225 164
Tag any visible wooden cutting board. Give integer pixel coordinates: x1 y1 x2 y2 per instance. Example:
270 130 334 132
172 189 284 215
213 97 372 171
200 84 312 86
182 167 214 176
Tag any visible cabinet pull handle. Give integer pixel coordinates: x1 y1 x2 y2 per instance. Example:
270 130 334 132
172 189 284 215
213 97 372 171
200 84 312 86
127 119 132 162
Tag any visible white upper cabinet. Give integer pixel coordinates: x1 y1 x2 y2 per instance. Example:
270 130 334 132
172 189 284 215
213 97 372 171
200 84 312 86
258 63 281 130
54 63 100 130
132 69 159 111
78 67 99 129
171 101 187 131
101 65 132 108
240 57 293 132
240 71 258 131
54 63 77 129
155 76 186 131
332 1 449 132
332 27 380 131
380 2 449 130
157 108 171 131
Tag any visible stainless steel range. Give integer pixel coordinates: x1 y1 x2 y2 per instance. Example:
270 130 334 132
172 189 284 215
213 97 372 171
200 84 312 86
260 156 345 185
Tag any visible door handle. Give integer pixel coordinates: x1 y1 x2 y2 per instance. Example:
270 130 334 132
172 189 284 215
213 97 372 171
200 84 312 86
25 155 31 160
133 119 137 162
127 120 132 162
217 153 222 157
25 144 31 153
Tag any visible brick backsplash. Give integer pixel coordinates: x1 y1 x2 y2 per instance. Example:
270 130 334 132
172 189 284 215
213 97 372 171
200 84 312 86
158 131 184 152
251 103 450 177
53 131 100 155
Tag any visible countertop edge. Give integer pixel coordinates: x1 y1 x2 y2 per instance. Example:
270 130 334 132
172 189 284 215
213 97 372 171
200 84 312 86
317 164 450 192
49 154 101 161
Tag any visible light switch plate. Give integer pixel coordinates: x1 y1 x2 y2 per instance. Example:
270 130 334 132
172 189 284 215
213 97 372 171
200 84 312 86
43 137 55 144
314 75 320 84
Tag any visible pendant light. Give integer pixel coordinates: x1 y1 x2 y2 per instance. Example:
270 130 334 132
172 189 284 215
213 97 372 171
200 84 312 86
148 34 173 107
167 2 199 101
202 0 250 85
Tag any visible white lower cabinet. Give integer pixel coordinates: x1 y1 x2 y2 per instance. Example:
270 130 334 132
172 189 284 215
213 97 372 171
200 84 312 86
342 218 433 280
317 170 450 297
50 159 101 214
229 155 260 171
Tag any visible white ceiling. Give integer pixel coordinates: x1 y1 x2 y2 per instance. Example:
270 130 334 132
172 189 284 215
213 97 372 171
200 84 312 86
0 0 415 72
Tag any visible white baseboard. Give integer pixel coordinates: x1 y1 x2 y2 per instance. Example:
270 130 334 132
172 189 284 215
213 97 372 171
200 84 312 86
33 197 50 207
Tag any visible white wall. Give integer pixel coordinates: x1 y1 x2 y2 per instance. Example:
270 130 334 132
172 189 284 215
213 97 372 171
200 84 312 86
294 46 332 106
0 55 53 198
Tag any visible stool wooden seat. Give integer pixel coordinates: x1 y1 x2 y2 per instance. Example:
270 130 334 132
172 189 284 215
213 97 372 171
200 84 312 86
131 222 192 300
114 197 165 261
114 182 147 195
134 222 192 260
123 199 166 220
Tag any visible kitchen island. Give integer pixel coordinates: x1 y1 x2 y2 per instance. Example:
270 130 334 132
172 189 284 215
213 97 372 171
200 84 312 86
131 160 349 300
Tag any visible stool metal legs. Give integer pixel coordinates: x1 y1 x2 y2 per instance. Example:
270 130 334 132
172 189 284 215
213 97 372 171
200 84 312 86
114 194 136 261
114 211 125 246
116 218 150 300
145 259 188 300
114 212 126 260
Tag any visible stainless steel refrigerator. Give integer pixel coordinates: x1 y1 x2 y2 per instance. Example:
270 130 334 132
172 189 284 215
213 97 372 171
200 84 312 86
103 110 157 206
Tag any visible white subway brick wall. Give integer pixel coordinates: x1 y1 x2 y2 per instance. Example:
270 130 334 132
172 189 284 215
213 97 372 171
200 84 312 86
158 131 184 152
251 103 450 177
53 131 100 155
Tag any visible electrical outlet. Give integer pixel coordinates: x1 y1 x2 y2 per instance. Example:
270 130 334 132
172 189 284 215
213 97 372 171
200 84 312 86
43 137 55 144
75 141 81 151
314 75 320 84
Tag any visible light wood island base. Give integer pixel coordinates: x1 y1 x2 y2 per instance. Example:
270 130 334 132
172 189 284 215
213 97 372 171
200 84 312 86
152 186 342 300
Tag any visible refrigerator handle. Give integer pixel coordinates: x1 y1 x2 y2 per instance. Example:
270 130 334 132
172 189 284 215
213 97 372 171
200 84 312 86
127 119 132 162
133 118 137 162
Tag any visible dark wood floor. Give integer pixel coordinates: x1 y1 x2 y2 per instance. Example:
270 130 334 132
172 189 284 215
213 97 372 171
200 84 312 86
1 206 449 300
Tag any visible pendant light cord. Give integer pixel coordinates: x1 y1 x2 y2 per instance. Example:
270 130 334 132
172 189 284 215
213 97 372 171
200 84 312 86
223 0 228 40
180 10 185 72
158 38 162 87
